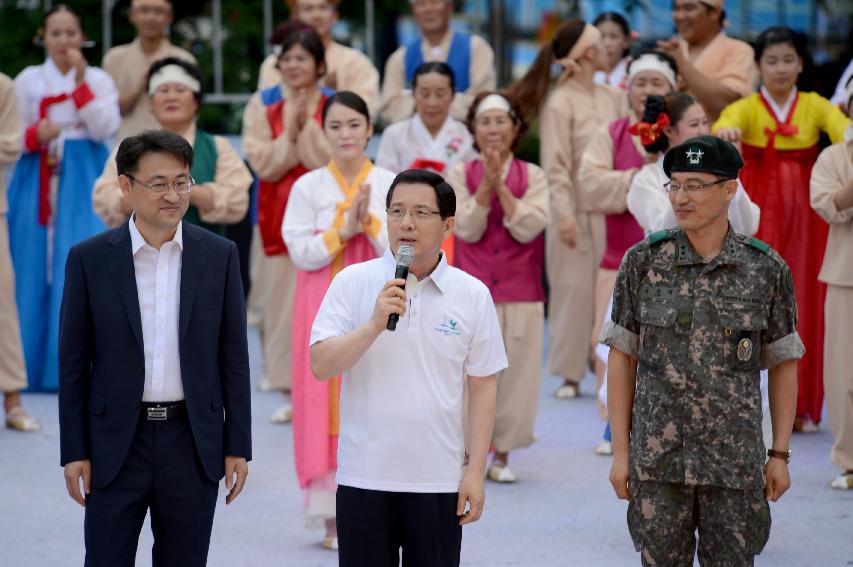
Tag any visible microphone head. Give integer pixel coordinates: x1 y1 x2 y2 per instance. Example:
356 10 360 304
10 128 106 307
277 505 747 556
395 245 414 267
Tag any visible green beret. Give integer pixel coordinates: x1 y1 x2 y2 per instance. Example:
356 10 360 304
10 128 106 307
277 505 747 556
663 135 744 179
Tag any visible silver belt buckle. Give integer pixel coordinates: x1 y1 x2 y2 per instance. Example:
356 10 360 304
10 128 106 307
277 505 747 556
147 406 168 421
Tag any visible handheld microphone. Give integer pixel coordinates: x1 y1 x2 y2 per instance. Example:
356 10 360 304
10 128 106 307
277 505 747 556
386 245 414 331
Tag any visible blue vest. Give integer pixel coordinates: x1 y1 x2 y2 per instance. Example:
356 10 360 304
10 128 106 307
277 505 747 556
404 31 471 92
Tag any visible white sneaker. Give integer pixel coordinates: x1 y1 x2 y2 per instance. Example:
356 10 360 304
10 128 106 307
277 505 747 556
595 441 613 456
830 473 853 490
322 536 339 550
269 404 292 423
487 462 518 483
554 382 580 399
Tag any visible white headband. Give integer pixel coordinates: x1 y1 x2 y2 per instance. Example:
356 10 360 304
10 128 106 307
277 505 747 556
149 64 201 96
628 54 677 88
475 94 512 118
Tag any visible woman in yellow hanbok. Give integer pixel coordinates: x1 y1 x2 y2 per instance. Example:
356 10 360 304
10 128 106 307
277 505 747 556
714 26 850 430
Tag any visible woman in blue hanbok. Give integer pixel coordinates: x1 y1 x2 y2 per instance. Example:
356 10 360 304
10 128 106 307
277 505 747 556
8 6 119 391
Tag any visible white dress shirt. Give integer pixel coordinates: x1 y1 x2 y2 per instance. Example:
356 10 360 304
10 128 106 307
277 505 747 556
129 216 185 402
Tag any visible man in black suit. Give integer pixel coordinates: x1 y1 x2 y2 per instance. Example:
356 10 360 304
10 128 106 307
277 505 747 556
59 130 252 566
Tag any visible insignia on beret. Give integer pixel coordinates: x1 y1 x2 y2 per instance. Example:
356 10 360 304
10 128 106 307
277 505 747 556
686 148 703 165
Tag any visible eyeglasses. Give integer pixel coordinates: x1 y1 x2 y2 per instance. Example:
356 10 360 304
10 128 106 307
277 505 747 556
127 175 195 194
664 179 731 194
386 207 441 221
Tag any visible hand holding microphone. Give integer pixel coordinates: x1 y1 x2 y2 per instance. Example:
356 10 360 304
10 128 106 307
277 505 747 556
380 245 413 332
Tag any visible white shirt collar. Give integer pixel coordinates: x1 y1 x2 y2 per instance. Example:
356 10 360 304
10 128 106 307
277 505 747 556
760 86 798 122
129 214 184 254
382 247 449 293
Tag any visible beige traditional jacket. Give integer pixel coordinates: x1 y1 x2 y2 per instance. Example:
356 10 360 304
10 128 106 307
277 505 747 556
578 120 647 214
102 38 196 141
539 79 626 221
678 32 758 99
241 84 331 181
811 135 853 287
258 41 381 120
0 73 21 215
380 29 495 124
92 123 251 227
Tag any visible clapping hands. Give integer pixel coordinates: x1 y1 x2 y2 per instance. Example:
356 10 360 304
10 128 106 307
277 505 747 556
340 183 371 242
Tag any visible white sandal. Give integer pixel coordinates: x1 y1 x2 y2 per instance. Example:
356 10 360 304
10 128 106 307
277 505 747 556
5 406 41 432
269 404 292 424
322 536 339 550
830 473 853 490
554 382 580 399
487 461 518 483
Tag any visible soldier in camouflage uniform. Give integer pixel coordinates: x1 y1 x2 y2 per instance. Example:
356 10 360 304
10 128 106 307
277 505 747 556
599 136 804 566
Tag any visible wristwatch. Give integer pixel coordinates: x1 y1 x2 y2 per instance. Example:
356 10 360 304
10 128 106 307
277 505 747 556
767 449 791 463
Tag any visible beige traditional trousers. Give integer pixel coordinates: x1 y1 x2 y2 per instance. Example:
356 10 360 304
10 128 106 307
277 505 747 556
492 302 544 452
546 211 606 382
0 214 27 392
249 229 296 392
824 285 853 471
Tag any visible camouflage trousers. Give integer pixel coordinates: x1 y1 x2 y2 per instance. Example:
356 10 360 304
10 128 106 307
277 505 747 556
627 480 771 566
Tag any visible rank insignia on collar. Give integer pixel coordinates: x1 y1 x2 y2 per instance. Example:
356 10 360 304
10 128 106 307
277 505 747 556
737 337 753 361
686 148 703 165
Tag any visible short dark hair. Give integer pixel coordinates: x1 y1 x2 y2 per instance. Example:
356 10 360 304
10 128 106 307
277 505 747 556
640 92 698 153
322 90 371 125
412 61 455 92
44 4 83 31
116 130 194 177
754 26 807 62
386 169 456 219
146 57 205 109
272 20 325 77
465 91 528 153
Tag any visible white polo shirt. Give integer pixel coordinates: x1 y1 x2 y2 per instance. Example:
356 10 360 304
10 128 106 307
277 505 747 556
311 248 508 493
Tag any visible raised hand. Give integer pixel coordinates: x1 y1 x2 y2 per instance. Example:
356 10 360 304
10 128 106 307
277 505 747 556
369 278 407 333
67 48 88 86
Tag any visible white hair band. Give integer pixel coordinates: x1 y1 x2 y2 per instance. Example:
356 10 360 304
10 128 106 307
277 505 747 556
475 94 512 118
627 54 677 88
149 64 201 96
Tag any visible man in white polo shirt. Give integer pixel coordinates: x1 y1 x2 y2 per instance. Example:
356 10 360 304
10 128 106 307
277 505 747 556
310 169 505 566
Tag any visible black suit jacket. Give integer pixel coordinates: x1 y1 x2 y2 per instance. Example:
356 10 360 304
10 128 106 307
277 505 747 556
58 221 252 488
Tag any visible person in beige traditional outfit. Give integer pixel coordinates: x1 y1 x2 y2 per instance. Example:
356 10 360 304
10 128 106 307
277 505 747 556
656 0 758 121
448 92 548 483
93 58 250 231
257 0 381 119
0 73 40 432
102 0 195 142
578 52 677 422
380 0 496 125
506 19 626 399
243 22 332 423
810 83 853 491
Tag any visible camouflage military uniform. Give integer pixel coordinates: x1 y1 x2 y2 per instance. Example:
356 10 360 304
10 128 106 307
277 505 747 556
599 226 804 566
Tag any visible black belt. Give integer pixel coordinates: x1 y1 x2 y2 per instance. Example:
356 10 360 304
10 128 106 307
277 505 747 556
140 401 185 421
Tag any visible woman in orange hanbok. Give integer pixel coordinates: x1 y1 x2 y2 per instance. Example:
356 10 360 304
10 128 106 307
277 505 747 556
715 26 850 431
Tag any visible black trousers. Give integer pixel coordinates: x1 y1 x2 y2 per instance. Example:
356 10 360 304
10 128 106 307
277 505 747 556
337 485 462 567
84 410 218 567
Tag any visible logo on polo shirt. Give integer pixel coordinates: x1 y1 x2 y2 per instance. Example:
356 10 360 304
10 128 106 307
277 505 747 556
435 316 462 336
